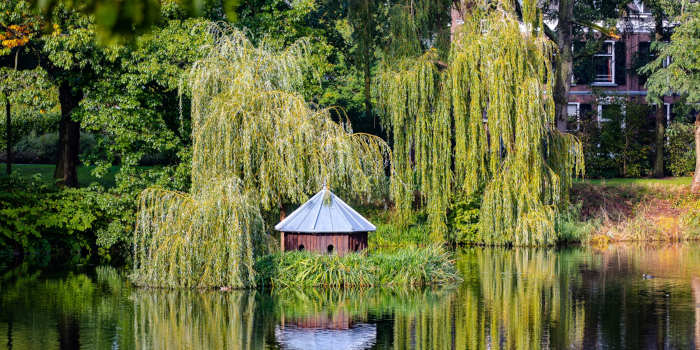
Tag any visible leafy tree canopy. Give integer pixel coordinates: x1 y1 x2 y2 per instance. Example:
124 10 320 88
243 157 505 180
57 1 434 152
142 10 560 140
642 1 699 104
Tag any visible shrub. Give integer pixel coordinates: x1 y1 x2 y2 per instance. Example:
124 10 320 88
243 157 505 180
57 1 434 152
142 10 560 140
13 132 58 163
0 175 134 265
254 246 460 288
555 202 599 243
447 192 480 244
12 131 98 163
680 197 700 238
666 121 695 177
575 101 654 178
370 222 430 249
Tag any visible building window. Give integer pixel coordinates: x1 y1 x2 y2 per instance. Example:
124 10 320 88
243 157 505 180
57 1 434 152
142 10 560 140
593 41 616 85
663 55 672 68
637 41 652 86
663 103 677 125
633 0 651 14
567 103 580 131
597 103 625 128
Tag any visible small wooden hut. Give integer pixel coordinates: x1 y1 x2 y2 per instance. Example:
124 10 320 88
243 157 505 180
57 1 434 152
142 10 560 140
274 186 375 256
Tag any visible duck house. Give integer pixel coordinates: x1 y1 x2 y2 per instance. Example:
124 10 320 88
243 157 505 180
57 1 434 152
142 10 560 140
274 187 375 256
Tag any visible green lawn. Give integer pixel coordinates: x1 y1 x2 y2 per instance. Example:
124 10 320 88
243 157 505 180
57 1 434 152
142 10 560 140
3 163 692 189
0 163 120 188
578 177 693 186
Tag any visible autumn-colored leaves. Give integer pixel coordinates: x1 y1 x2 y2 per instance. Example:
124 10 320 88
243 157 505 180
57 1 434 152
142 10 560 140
0 24 31 48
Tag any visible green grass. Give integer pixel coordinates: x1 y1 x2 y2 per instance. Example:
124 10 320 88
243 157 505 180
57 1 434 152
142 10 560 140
578 177 692 186
254 246 460 289
0 163 123 188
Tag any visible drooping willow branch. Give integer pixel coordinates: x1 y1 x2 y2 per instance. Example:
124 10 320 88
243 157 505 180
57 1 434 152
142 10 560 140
376 5 584 245
133 25 390 288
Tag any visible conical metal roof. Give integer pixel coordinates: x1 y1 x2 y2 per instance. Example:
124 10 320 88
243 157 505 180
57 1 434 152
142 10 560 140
274 187 376 233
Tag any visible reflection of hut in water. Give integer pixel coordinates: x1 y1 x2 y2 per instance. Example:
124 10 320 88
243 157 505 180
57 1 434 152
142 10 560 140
275 318 377 350
275 186 375 256
283 310 352 329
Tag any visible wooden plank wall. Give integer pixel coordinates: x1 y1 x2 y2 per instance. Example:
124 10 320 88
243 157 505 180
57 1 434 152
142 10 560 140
283 232 368 256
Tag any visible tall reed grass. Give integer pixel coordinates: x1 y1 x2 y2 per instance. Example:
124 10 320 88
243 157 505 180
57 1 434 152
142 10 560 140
254 245 459 288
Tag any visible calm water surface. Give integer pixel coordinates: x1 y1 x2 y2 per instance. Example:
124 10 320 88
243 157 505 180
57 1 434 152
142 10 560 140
2 244 700 349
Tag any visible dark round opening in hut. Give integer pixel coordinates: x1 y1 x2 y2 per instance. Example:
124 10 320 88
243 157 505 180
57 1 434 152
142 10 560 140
298 244 305 251
327 245 334 254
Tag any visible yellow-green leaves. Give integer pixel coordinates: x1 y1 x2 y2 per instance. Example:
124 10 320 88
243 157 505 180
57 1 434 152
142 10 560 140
377 7 583 245
133 25 390 288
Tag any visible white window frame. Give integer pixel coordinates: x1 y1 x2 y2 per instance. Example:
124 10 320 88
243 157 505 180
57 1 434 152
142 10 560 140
633 0 651 14
592 41 616 86
567 102 581 131
597 104 606 126
596 101 624 127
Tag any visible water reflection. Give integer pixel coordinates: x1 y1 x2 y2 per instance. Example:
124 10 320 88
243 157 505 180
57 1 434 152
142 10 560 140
1 244 700 349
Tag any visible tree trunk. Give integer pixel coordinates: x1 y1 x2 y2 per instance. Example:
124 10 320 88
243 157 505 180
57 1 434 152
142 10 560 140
57 314 80 350
553 0 573 132
55 82 82 187
4 93 11 175
691 112 700 193
5 50 18 175
653 104 664 178
361 0 373 128
652 11 665 179
364 54 372 125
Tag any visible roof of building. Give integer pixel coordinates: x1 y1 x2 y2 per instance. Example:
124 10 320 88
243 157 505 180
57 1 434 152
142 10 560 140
274 187 376 233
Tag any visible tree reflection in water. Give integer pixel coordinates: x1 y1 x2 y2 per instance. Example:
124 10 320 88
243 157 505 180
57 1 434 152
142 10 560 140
1 244 700 349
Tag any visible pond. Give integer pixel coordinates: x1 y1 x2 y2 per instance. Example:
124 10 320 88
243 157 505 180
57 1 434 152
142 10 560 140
2 243 700 349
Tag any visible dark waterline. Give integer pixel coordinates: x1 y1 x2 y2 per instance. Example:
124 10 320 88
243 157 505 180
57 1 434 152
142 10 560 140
2 243 700 349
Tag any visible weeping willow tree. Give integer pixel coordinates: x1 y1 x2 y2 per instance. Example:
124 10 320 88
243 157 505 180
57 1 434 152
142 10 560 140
132 26 390 289
376 2 583 245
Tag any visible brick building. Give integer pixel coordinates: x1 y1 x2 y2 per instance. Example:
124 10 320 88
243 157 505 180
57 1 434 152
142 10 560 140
451 1 682 131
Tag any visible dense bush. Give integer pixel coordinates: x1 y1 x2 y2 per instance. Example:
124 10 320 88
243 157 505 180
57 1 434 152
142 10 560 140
12 132 58 162
576 101 654 178
666 121 696 177
0 111 59 157
446 192 480 244
254 246 460 288
0 175 136 265
370 222 430 248
11 131 98 163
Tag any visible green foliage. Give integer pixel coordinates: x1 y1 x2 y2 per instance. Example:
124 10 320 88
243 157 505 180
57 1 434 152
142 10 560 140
132 179 266 288
32 0 238 43
40 2 102 81
666 121 696 176
82 16 214 192
576 100 655 178
370 221 430 249
621 102 655 177
0 176 130 264
383 0 452 60
133 26 389 288
13 131 97 163
254 245 459 288
555 202 599 242
642 2 700 105
680 197 700 237
376 3 584 245
446 192 481 244
236 0 384 132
